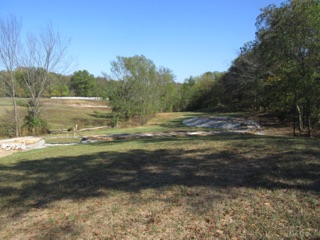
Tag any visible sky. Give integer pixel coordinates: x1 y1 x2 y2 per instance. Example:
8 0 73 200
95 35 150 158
1 0 284 82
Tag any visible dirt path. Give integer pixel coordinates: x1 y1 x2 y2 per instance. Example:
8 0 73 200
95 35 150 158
0 149 17 159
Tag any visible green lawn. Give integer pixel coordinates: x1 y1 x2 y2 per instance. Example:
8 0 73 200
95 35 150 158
1 132 319 239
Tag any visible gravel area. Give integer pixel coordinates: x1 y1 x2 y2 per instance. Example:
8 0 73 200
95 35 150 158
183 116 263 132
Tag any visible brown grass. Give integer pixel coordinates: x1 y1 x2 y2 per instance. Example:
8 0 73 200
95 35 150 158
0 134 319 239
0 98 111 137
41 98 111 130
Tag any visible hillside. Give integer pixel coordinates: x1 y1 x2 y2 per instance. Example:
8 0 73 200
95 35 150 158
0 98 111 137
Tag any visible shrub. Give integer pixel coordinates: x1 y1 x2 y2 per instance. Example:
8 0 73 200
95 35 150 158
16 99 28 107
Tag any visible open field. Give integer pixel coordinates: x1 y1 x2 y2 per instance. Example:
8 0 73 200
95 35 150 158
41 98 111 130
0 111 319 239
0 98 111 137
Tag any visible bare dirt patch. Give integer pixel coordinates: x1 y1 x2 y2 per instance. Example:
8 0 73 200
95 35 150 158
0 149 17 158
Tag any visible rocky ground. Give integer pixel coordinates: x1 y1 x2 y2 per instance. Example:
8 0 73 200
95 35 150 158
182 116 263 133
0 137 46 158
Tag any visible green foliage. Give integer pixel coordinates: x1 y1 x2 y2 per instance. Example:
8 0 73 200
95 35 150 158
0 123 15 137
70 70 96 97
218 46 265 110
153 67 181 112
256 0 320 135
108 55 178 126
51 83 70 97
217 0 320 136
109 115 119 128
179 72 225 111
23 114 50 135
16 99 28 107
94 77 110 99
46 73 70 97
93 110 110 118
179 76 196 110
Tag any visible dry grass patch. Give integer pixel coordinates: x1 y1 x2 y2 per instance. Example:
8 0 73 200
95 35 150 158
0 98 111 137
41 98 110 130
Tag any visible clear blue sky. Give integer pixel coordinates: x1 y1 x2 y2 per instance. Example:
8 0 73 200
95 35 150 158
2 0 283 82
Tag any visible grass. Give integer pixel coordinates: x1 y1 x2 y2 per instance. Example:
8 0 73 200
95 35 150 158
43 111 204 141
0 97 199 138
0 98 111 137
0 100 319 238
0 132 319 239
0 98 27 137
41 98 111 130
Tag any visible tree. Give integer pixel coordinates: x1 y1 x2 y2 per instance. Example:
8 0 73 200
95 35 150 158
255 0 320 136
218 0 320 136
157 67 178 112
179 76 196 110
107 55 159 125
94 77 110 99
0 15 22 137
50 74 70 97
106 55 178 126
192 72 220 109
218 43 266 110
19 22 71 135
70 70 96 96
179 72 225 111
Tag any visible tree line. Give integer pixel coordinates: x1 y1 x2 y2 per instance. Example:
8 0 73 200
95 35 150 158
1 0 319 137
215 0 320 136
178 0 320 137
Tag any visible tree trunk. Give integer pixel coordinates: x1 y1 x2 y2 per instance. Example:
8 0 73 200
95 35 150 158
307 114 312 137
12 95 20 137
10 75 20 137
296 103 303 133
313 113 320 136
293 100 297 136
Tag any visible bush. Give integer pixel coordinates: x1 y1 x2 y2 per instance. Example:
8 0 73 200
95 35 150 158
16 99 28 108
0 123 15 137
93 111 110 118
23 115 50 135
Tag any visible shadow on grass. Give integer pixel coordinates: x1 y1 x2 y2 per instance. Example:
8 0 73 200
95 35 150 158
0 135 319 214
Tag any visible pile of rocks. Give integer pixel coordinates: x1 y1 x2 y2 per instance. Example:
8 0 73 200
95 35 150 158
183 116 264 134
0 137 45 151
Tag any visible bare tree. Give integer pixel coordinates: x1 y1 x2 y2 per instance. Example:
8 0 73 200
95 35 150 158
0 15 22 137
19 22 71 134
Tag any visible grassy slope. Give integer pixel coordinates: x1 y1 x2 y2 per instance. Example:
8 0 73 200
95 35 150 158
40 98 111 130
0 98 27 136
0 113 319 239
1 98 196 138
0 98 111 137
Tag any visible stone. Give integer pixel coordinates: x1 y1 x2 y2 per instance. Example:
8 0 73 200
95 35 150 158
0 137 45 151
